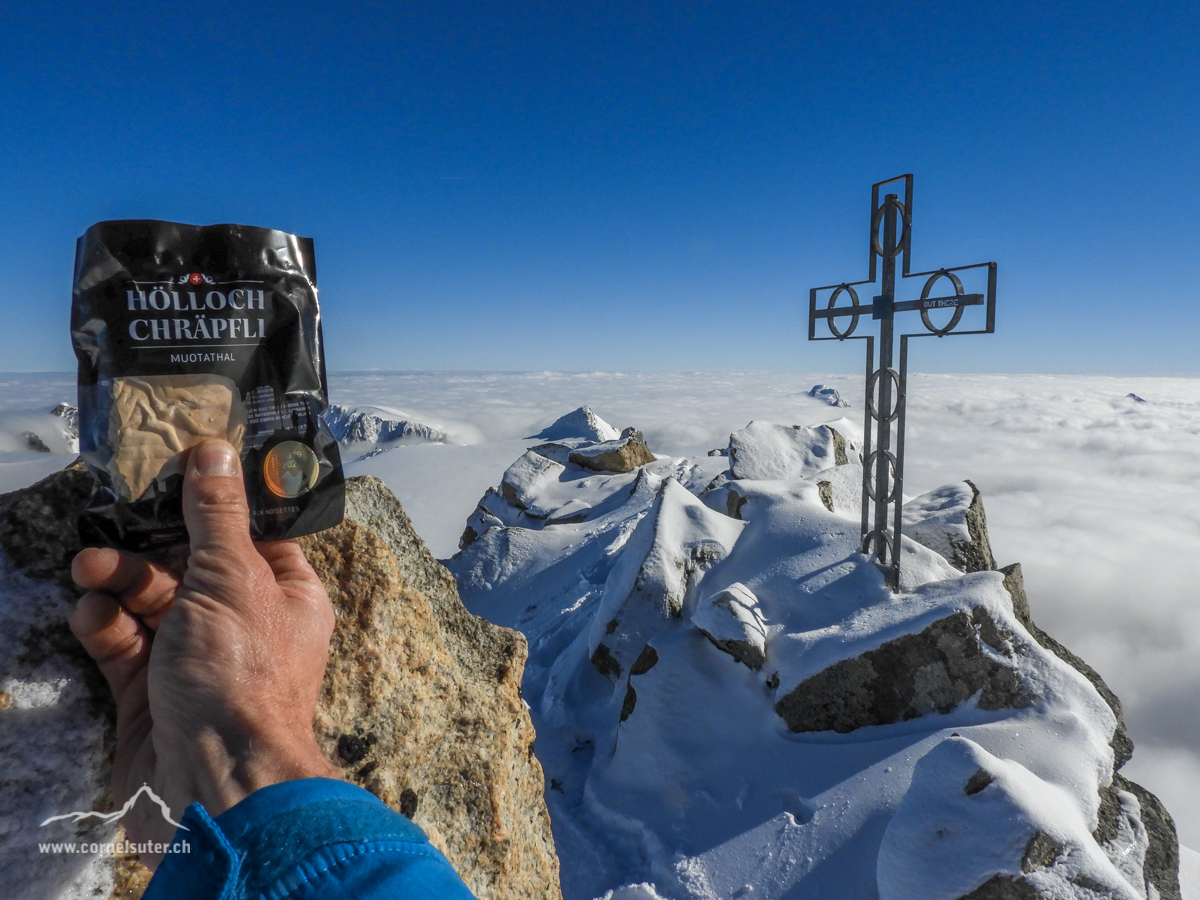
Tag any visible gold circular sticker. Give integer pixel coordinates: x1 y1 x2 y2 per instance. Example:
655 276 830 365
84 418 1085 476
263 441 320 498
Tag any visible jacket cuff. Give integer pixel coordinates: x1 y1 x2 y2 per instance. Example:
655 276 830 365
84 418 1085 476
145 778 430 900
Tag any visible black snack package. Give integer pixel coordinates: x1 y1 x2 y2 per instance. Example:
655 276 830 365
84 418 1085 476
71 220 344 552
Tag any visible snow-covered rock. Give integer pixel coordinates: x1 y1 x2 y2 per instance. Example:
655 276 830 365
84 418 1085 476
322 403 446 446
690 582 767 669
728 419 860 481
903 480 997 573
456 423 670 550
501 450 568 516
447 417 1180 900
530 406 621 442
808 383 850 407
773 591 1033 734
878 736 1149 900
528 438 592 465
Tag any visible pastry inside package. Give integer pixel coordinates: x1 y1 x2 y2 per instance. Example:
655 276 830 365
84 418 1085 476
71 220 344 551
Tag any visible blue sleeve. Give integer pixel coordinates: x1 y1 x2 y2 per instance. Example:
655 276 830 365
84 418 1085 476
143 777 478 900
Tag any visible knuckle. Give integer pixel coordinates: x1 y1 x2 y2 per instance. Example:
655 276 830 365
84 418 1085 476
95 629 144 666
192 494 250 520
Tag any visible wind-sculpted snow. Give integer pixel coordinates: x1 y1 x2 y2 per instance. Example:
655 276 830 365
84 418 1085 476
587 478 745 682
448 414 1177 900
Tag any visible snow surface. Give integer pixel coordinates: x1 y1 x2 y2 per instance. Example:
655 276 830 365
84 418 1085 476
1181 845 1200 900
0 553 117 900
1 369 1197 858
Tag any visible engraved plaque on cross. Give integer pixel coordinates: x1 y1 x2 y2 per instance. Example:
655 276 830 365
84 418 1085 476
808 175 998 589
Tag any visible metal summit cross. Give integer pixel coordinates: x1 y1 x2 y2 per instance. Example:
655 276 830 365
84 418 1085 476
808 175 997 590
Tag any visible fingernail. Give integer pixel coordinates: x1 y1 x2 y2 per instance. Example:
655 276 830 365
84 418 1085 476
193 441 240 477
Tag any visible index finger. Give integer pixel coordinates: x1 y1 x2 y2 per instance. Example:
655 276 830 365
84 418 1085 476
71 547 181 631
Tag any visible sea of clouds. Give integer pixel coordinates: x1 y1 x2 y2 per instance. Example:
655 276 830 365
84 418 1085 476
2 369 1197 848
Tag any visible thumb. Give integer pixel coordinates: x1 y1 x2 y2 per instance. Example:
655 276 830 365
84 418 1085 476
182 439 257 565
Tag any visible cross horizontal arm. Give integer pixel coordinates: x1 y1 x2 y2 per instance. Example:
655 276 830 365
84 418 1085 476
812 304 873 319
814 293 984 319
893 293 983 313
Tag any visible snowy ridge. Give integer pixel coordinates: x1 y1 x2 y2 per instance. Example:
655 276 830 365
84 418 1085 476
322 403 447 456
448 413 1177 900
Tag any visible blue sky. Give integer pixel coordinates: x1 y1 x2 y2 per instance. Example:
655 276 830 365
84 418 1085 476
1 1 1196 374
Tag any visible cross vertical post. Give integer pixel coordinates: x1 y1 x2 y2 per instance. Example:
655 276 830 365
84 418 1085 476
808 175 998 590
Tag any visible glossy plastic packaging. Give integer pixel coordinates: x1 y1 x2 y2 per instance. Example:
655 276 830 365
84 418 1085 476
71 220 344 551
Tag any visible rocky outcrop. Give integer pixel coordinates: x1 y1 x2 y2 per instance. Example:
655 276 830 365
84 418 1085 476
774 605 1033 733
0 461 138 900
303 478 560 900
21 431 51 452
772 486 1180 898
904 480 997 573
568 431 656 474
0 466 561 900
0 459 94 586
800 484 1179 900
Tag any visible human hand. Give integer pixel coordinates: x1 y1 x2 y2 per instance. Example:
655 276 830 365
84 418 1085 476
69 439 338 868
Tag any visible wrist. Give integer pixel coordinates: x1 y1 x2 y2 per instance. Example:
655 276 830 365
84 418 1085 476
187 726 339 817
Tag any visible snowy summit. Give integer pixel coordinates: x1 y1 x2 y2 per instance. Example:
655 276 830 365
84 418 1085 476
448 411 1181 900
530 406 623 442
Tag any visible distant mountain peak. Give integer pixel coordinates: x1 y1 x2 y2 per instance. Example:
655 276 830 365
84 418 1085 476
529 406 620 442
322 404 446 446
